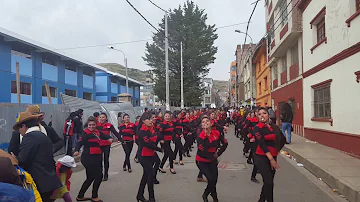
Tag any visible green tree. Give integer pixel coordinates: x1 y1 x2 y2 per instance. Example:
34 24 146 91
143 0 218 106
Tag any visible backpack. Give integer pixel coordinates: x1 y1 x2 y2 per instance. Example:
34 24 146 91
16 166 43 202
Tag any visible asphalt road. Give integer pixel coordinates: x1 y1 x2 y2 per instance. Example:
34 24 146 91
66 126 348 202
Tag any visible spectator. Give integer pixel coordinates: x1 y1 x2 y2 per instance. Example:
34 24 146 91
281 103 293 144
268 107 276 124
118 112 123 126
64 112 77 156
73 109 84 145
12 111 62 202
0 182 36 202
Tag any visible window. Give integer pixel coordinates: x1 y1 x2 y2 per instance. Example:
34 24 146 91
269 17 274 40
65 89 76 97
291 43 299 65
65 65 76 72
316 18 326 43
272 65 278 79
313 85 331 118
83 92 92 100
111 96 118 102
280 0 288 26
11 81 31 95
264 77 268 89
42 86 57 98
282 56 287 72
110 76 118 84
83 68 93 76
205 97 211 103
258 82 262 94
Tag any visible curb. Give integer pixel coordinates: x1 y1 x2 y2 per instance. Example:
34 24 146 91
283 145 359 202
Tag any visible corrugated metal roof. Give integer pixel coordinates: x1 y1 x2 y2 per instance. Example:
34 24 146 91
0 27 144 86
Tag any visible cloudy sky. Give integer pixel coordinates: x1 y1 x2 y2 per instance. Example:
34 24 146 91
1 0 265 81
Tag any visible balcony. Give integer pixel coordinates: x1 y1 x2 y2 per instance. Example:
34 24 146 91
281 70 287 85
272 78 278 89
289 62 299 80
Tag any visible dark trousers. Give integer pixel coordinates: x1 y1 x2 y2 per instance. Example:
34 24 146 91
173 137 183 161
137 156 155 200
254 155 276 202
40 191 55 202
78 160 103 199
101 146 111 177
196 160 204 178
270 118 276 125
122 140 134 169
64 136 73 156
198 160 219 197
153 153 160 179
183 134 193 154
160 140 174 169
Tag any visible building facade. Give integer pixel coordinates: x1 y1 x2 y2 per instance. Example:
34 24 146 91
0 27 142 106
265 0 304 134
235 45 246 106
299 0 360 157
242 44 256 106
229 61 237 106
253 38 271 107
201 78 215 108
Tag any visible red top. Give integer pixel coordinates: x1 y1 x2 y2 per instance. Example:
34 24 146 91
119 122 136 141
254 122 278 157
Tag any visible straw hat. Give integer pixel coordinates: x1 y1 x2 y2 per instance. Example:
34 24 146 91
13 111 42 130
26 105 41 114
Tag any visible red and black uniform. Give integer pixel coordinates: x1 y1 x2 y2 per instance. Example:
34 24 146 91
253 122 279 202
136 124 162 201
63 117 75 156
159 120 175 169
243 117 259 154
173 118 184 162
75 128 111 199
134 121 140 143
182 117 194 156
97 122 122 179
196 129 228 200
119 122 136 171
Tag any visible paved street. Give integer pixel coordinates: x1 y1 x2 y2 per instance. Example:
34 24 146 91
67 127 347 202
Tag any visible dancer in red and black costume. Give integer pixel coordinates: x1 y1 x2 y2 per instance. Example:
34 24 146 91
182 112 195 157
150 112 161 184
74 116 113 202
196 116 228 202
243 110 259 165
97 113 123 181
158 111 176 174
119 114 136 173
134 116 141 163
254 107 281 202
172 111 185 165
136 112 163 202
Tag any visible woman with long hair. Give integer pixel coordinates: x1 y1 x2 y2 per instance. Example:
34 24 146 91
74 116 113 202
158 111 176 174
196 116 228 202
119 114 136 173
136 112 163 202
97 113 122 181
254 107 281 202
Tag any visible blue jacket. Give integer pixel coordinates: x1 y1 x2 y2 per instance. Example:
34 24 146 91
0 182 35 202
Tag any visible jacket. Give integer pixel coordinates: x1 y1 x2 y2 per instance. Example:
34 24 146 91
137 125 162 157
17 130 62 193
0 182 36 202
196 129 228 162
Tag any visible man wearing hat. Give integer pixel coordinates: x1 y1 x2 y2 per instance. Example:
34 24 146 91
12 111 62 202
8 105 63 156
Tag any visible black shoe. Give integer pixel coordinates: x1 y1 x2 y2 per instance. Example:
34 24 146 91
158 168 166 173
136 196 149 202
247 159 253 165
123 167 127 171
170 169 176 174
251 178 260 183
154 179 160 184
128 169 132 173
202 193 209 202
186 153 191 157
103 175 108 181
149 199 156 202
134 158 139 163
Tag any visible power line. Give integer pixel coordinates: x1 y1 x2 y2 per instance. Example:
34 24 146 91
147 0 167 12
125 0 159 32
54 39 152 50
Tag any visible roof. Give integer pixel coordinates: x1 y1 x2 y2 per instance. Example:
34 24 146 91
252 37 266 61
0 27 144 86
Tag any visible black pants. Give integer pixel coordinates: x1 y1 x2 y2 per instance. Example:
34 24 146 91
254 155 276 202
198 161 219 197
40 191 55 202
78 159 103 199
196 160 204 178
160 140 174 169
101 146 111 177
137 156 155 200
153 153 160 179
173 137 183 161
183 134 193 154
122 140 134 169
64 136 73 156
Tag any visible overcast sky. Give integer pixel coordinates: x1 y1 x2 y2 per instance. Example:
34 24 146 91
1 0 265 81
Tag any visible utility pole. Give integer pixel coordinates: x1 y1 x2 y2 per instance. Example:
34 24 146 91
180 41 184 109
165 12 170 111
125 58 129 93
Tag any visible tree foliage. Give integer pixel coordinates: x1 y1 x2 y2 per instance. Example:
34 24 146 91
143 0 218 106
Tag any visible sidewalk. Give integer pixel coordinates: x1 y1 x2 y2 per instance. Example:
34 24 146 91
283 134 360 202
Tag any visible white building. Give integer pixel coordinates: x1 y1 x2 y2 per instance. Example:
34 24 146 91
201 78 215 107
300 0 360 157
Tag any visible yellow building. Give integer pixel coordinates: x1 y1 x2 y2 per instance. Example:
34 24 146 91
253 38 271 107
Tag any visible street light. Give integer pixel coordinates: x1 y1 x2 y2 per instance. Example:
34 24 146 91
235 30 253 44
108 46 129 94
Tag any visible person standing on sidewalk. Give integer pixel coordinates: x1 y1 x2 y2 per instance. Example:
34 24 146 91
254 107 280 202
74 116 113 202
280 103 293 144
119 114 136 173
268 107 276 124
97 113 123 181
136 112 163 202
73 109 84 147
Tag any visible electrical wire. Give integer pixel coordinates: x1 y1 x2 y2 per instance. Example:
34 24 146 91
125 0 159 32
54 39 152 50
147 0 167 12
